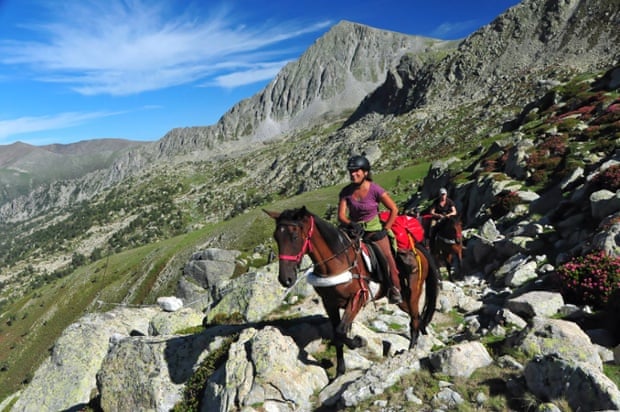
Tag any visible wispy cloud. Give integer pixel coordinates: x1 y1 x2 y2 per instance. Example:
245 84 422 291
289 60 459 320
0 1 330 96
0 111 122 141
430 20 478 39
210 60 292 88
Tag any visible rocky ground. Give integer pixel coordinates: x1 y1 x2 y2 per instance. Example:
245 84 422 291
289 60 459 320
6 230 620 411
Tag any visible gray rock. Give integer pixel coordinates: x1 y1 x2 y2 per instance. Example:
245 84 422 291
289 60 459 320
149 307 204 336
318 371 365 407
525 355 620 411
504 259 538 287
591 213 620 258
205 271 285 323
157 296 183 312
428 341 493 378
204 327 328 412
591 190 620 220
432 387 464 409
183 248 239 291
512 317 603 370
11 307 158 412
339 350 422 407
505 291 564 318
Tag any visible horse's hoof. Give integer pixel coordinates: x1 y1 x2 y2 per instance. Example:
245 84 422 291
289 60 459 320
352 335 367 348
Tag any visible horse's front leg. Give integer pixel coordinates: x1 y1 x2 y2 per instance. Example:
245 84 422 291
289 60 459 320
323 302 346 377
407 269 423 350
336 292 367 350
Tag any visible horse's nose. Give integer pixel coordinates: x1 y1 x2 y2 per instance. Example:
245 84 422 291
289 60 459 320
279 271 296 287
281 276 292 287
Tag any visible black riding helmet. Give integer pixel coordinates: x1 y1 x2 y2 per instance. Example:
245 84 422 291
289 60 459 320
347 155 371 171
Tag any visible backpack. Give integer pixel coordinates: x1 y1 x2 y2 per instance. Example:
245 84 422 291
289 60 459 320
378 211 425 250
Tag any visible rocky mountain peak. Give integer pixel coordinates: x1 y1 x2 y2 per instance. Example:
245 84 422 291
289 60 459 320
154 20 449 158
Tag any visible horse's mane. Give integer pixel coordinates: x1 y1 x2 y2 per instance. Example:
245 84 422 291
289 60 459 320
279 207 347 252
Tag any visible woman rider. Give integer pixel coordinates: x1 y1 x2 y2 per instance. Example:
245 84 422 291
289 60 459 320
337 155 403 304
429 187 458 243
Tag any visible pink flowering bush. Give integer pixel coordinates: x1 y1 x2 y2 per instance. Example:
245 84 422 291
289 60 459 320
591 164 620 192
556 250 620 309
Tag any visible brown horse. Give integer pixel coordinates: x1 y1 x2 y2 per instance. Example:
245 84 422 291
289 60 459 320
265 206 439 376
430 216 463 280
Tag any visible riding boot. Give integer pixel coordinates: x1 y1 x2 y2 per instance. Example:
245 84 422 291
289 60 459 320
388 277 403 304
376 237 402 304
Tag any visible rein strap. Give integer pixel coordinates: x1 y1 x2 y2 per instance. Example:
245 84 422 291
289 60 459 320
278 215 315 263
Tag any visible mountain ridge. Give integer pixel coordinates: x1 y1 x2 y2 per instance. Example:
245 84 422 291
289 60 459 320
2 0 618 225
0 0 617 265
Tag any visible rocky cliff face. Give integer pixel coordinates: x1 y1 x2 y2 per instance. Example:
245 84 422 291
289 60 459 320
349 0 620 121
154 21 449 158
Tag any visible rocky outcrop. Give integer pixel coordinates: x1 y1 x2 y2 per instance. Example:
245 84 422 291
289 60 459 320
359 0 620 119
11 266 620 411
10 306 158 412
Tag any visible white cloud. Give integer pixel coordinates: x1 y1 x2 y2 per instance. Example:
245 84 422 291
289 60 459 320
430 20 477 39
0 111 122 141
0 1 330 95
211 61 291 88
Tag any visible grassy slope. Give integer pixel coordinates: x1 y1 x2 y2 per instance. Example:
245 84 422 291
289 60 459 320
0 164 430 402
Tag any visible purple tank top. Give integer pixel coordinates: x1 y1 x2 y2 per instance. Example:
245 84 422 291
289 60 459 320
339 182 386 223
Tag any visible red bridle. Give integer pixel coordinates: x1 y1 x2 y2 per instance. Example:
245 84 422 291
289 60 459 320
278 215 314 264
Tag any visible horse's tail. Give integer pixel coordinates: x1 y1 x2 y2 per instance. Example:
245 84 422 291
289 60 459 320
418 246 439 334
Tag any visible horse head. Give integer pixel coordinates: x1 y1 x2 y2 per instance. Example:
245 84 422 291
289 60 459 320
436 216 462 242
264 206 313 287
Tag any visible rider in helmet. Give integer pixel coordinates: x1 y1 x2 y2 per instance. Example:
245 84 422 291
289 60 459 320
429 187 457 243
338 155 403 304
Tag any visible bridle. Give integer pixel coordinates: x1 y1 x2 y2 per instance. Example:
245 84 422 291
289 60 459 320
278 215 315 263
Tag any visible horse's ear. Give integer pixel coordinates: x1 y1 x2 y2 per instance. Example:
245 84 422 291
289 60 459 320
263 209 280 219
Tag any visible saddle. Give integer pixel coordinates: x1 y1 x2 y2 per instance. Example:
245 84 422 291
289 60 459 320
361 241 389 285
339 222 389 285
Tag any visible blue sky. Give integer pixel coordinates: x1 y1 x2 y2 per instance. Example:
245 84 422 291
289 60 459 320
0 0 520 146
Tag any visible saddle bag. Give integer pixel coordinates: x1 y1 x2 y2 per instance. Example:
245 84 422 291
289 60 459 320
379 212 425 249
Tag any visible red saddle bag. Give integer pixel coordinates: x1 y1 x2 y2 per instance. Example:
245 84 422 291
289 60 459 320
379 212 425 250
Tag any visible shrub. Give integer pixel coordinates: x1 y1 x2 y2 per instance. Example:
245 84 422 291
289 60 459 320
539 134 568 156
490 190 521 218
556 250 620 309
591 164 620 192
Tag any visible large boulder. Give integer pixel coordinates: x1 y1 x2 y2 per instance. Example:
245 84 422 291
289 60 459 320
97 325 237 412
11 307 158 412
524 354 620 411
509 317 603 370
204 326 328 412
428 341 493 378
